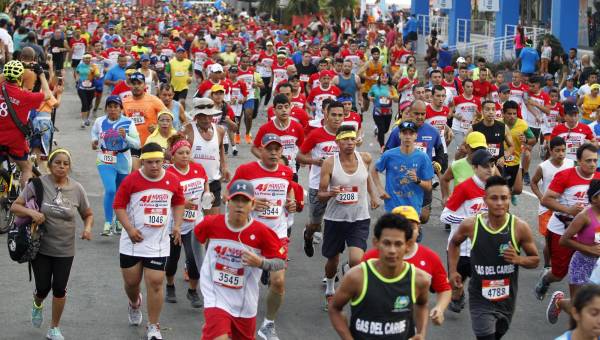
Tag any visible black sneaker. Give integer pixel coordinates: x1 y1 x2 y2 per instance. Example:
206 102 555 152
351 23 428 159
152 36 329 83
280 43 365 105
186 289 203 308
232 148 238 156
165 284 176 303
448 298 462 313
303 228 314 257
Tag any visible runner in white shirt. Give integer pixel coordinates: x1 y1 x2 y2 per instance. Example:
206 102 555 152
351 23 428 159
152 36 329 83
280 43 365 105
113 143 185 340
195 179 286 340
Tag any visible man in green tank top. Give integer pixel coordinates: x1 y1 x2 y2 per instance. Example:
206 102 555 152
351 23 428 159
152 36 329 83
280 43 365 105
329 213 431 340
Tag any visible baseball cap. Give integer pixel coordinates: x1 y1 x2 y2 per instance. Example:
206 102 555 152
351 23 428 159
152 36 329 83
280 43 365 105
564 102 579 115
105 95 123 108
398 120 418 132
319 70 334 78
591 84 600 91
229 65 238 73
176 46 186 53
498 84 511 94
210 63 224 73
456 57 466 64
211 84 225 93
544 73 555 80
129 71 145 83
266 41 273 46
191 97 221 116
140 54 150 61
228 180 255 200
471 149 494 166
465 131 487 149
391 206 420 223
261 133 283 147
443 66 454 74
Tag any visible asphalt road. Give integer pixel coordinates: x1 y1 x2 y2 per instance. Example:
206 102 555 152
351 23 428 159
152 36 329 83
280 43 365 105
0 76 571 340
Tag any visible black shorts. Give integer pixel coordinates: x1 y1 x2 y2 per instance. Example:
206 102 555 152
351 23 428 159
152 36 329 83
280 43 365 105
71 59 81 68
502 164 520 189
422 190 432 209
174 89 188 101
469 299 513 337
209 180 222 207
322 219 370 259
130 148 141 158
447 254 472 282
119 254 168 271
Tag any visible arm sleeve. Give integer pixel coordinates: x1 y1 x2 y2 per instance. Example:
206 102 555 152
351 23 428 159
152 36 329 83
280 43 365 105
260 228 286 260
524 128 535 139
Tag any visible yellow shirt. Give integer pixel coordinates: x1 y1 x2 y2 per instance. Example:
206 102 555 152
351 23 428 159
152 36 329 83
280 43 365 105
582 94 600 121
220 52 238 66
145 128 177 150
504 118 530 166
169 59 192 92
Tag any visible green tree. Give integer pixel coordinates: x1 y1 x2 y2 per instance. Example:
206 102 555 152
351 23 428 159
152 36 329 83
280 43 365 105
328 0 356 21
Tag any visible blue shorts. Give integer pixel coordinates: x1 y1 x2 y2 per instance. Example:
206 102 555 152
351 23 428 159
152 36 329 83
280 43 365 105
30 111 54 156
242 99 255 111
94 77 104 93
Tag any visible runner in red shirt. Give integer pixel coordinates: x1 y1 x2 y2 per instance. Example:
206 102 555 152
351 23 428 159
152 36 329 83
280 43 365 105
338 94 363 140
307 70 341 119
266 83 310 131
289 75 307 110
362 205 451 325
472 68 492 99
550 103 595 161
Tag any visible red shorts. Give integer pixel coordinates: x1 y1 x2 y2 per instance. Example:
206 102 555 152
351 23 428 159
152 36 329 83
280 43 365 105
548 231 575 279
0 137 29 160
202 307 256 340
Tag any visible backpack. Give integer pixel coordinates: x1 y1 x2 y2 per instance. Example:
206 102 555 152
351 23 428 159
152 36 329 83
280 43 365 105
7 177 45 277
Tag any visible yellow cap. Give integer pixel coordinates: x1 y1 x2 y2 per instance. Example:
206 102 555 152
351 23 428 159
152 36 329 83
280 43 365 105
591 84 600 91
157 110 174 120
125 69 136 75
211 84 225 93
465 131 487 149
391 206 420 223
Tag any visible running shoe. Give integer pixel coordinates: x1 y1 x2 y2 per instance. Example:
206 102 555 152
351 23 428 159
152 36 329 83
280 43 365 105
31 300 43 328
534 267 551 301
232 145 238 156
101 222 112 236
341 262 350 277
323 294 334 311
321 275 339 285
186 289 203 308
84 119 91 127
234 133 241 144
46 327 64 340
448 294 465 313
546 291 564 324
128 293 143 326
303 228 314 257
80 121 86 129
313 231 323 244
523 172 531 186
245 133 252 144
146 323 163 340
165 284 177 303
258 321 280 340
444 224 451 231
113 220 123 235
511 195 518 206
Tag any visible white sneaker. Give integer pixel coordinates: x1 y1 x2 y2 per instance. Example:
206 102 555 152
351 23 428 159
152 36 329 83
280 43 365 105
147 323 163 340
313 232 323 244
46 327 64 340
128 293 143 326
258 321 280 340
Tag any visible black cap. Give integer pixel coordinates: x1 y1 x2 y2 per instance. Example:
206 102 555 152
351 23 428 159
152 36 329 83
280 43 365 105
399 120 418 132
471 149 494 166
229 65 238 73
498 84 510 94
227 180 255 200
564 102 578 115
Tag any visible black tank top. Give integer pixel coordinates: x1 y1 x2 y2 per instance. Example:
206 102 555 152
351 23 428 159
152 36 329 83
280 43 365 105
473 120 506 160
469 214 519 313
350 260 416 340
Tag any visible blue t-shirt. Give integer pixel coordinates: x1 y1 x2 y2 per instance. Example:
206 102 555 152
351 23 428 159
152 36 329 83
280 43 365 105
104 65 126 91
368 84 394 115
375 147 434 213
519 47 540 74
385 123 442 160
438 49 452 68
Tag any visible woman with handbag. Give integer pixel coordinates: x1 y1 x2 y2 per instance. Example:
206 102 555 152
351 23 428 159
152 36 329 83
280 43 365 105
10 148 93 340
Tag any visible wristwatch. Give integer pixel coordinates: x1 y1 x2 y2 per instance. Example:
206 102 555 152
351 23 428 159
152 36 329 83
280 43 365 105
415 178 421 184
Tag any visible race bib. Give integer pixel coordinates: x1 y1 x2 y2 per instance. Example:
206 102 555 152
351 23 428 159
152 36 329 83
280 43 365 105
156 62 164 69
415 142 427 153
487 144 500 157
100 151 116 164
131 112 145 125
482 279 510 301
143 207 167 227
567 142 581 155
595 226 600 244
174 71 185 77
213 262 244 289
336 186 358 204
183 204 198 222
300 74 309 82
379 97 390 106
504 155 515 162
52 47 60 53
460 120 471 130
81 80 92 88
259 203 282 219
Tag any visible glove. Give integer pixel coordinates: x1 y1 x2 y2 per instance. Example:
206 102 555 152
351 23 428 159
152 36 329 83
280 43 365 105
432 161 442 174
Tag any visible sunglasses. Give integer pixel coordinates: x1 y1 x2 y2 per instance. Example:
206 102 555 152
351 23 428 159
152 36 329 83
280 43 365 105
195 104 214 109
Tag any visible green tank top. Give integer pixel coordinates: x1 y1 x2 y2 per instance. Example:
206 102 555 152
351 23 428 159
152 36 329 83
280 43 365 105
451 158 474 187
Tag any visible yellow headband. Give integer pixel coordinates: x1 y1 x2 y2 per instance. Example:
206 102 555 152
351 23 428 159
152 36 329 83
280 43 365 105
336 130 357 140
140 151 165 160
48 148 71 162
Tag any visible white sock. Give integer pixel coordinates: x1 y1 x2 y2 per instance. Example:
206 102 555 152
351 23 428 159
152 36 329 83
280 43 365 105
262 318 274 327
326 278 336 295
232 145 237 150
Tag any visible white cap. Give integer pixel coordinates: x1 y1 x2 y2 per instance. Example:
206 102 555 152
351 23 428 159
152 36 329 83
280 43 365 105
456 57 466 63
191 97 221 116
209 63 224 73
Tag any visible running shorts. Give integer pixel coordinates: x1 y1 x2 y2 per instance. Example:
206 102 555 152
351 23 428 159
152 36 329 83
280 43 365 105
469 299 512 338
308 188 327 225
548 231 575 279
119 254 168 271
538 210 552 237
202 307 256 340
322 219 370 258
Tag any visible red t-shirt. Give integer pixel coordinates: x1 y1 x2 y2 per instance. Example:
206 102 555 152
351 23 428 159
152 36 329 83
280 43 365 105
253 119 304 172
111 80 133 100
473 80 492 99
343 111 362 131
362 246 452 293
267 106 310 130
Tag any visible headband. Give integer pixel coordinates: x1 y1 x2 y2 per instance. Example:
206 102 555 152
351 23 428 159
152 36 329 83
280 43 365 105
336 130 357 140
140 151 165 160
337 96 352 103
48 148 71 162
170 139 191 156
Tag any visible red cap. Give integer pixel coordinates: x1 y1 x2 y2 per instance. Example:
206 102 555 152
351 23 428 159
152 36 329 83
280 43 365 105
319 70 335 78
443 66 454 73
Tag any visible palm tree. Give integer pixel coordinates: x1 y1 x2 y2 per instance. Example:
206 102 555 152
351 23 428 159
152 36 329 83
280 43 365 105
286 0 319 16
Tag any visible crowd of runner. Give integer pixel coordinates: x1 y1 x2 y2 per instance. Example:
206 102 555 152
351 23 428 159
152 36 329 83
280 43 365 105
3 1 600 340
